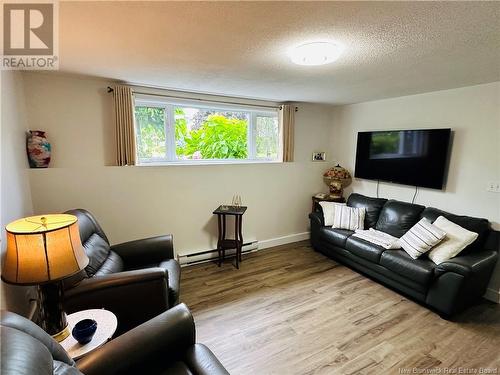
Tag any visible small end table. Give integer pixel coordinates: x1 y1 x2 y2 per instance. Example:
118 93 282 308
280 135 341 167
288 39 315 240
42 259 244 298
213 205 247 269
60 309 117 360
312 195 346 212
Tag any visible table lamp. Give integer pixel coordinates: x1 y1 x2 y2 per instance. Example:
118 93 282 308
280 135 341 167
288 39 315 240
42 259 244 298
323 164 352 199
1 214 89 342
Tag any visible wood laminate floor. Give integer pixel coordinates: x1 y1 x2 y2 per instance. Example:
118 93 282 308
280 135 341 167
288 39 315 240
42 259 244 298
181 241 500 375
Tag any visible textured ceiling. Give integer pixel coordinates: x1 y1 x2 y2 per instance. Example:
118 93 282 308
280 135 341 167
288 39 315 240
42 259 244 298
59 1 500 104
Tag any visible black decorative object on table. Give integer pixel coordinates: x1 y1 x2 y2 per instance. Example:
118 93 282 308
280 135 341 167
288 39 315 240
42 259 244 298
213 205 247 269
72 319 98 345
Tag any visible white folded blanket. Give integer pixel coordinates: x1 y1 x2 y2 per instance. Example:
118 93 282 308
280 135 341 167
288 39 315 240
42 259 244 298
352 228 401 249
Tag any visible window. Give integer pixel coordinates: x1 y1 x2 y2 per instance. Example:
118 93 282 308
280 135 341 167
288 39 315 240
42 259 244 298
134 96 280 164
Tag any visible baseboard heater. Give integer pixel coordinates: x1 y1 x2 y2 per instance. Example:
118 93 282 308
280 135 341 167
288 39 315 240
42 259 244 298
177 241 259 267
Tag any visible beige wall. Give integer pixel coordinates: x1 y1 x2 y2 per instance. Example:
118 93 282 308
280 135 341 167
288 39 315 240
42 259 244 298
23 72 335 255
0 71 35 315
330 82 500 301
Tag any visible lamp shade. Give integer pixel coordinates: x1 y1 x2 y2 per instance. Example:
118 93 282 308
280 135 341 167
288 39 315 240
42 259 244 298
2 214 89 285
323 164 352 187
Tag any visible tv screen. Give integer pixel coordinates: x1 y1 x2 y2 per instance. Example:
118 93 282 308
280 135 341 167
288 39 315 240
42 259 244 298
354 129 451 189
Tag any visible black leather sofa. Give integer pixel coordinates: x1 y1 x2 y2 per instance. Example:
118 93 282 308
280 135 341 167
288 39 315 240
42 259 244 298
0 304 229 375
63 209 181 334
309 193 499 316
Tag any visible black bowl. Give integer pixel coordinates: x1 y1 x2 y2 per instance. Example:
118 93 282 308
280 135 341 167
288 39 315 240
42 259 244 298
72 319 97 345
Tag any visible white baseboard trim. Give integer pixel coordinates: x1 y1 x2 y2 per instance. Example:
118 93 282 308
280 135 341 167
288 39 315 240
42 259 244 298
484 288 500 303
258 232 310 250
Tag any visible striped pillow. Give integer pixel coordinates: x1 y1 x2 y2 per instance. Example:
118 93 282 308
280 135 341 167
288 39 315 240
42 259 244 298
399 218 446 259
332 206 366 231
319 201 346 226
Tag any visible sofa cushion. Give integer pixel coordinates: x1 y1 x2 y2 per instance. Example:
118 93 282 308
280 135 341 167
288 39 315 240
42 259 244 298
345 236 386 263
319 227 354 248
94 250 125 276
421 207 490 254
319 201 346 226
376 200 425 238
347 193 388 228
399 218 446 259
332 206 366 230
83 233 111 277
427 216 479 265
380 250 436 286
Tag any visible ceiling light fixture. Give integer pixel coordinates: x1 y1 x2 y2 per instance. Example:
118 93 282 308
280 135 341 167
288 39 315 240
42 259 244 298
290 42 342 66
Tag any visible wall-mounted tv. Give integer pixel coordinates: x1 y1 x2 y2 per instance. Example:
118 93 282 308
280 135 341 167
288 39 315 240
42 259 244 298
354 129 451 189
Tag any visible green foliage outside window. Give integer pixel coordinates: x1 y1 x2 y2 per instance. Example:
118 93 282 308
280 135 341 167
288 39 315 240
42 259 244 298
176 114 248 159
135 106 165 159
135 106 277 161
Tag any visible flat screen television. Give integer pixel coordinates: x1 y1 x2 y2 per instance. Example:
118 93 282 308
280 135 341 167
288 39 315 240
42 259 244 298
354 129 451 189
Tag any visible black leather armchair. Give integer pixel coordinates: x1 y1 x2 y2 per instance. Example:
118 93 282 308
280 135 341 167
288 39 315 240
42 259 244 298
63 209 180 333
1 304 229 375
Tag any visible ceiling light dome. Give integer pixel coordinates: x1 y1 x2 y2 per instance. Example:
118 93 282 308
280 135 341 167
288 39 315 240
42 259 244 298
290 42 342 66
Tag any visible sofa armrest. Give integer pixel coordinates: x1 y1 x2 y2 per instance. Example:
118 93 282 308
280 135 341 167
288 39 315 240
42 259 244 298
111 234 174 267
427 250 498 315
434 250 498 278
309 212 324 227
76 303 195 375
64 268 169 334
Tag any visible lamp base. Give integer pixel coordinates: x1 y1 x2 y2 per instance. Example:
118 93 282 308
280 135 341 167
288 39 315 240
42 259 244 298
51 324 70 342
37 282 69 342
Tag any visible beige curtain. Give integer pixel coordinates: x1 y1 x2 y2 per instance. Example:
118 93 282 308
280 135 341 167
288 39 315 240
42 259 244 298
280 104 295 162
113 85 136 166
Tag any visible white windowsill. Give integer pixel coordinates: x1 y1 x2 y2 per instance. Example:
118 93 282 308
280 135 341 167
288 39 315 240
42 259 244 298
136 159 283 167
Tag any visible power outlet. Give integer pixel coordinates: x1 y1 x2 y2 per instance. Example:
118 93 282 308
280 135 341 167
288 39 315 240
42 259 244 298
487 181 500 193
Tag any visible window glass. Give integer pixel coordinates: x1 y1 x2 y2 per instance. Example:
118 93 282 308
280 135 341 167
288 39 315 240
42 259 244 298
175 107 249 160
135 106 166 160
256 115 279 159
134 98 280 164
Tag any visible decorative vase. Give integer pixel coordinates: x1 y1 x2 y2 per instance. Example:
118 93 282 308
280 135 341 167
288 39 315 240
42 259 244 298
27 130 51 168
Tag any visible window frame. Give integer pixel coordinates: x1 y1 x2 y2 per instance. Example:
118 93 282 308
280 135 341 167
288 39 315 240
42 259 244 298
134 95 281 165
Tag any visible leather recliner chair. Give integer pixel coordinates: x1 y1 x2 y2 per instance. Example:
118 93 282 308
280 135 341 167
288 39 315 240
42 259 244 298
63 209 181 334
1 304 229 375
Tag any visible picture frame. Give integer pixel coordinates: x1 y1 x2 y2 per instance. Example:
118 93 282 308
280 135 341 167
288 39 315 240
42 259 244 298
312 152 326 161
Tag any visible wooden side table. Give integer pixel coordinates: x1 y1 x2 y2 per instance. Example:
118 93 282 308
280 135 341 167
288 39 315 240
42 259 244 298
213 205 247 269
311 195 346 212
60 309 117 360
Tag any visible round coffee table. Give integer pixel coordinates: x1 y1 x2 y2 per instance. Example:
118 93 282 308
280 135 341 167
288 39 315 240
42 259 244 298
60 309 117 360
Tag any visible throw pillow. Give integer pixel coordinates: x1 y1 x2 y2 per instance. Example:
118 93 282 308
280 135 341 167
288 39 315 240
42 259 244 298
399 218 446 259
333 206 366 231
319 201 346 226
428 216 479 265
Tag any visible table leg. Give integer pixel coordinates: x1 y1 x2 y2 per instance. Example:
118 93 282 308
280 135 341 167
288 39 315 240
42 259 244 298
217 214 222 267
238 215 243 263
222 215 226 263
234 215 240 269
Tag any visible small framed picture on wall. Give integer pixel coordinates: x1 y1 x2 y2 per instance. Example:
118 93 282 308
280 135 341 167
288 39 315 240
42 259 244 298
312 152 326 161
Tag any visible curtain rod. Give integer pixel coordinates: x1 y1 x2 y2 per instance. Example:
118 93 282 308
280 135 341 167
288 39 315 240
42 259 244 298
107 86 298 111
